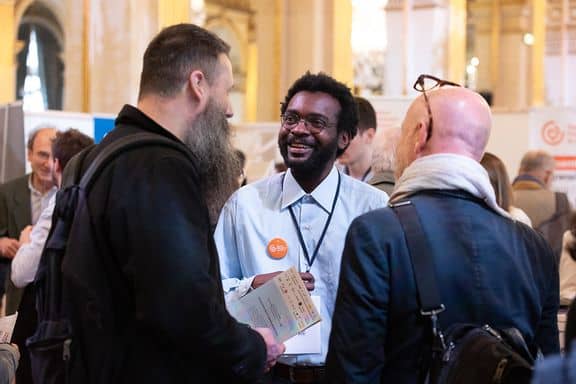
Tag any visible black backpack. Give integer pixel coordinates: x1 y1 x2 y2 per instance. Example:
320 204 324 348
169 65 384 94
26 132 194 384
391 200 535 384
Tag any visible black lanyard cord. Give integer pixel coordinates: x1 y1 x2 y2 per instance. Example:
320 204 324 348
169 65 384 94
288 172 341 272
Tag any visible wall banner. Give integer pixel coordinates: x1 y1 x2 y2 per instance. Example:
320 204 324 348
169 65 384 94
530 107 576 207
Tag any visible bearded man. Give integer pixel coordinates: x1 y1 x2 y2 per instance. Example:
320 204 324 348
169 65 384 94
63 24 284 383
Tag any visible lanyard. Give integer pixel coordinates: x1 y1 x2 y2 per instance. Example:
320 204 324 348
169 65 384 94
288 172 341 272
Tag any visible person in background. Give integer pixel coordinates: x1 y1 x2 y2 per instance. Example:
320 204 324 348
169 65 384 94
0 127 58 315
215 72 388 384
513 150 572 260
480 152 532 226
10 129 93 384
235 149 247 187
368 127 399 195
12 129 94 289
338 97 377 182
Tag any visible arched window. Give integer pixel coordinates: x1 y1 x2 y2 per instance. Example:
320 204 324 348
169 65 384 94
16 2 64 111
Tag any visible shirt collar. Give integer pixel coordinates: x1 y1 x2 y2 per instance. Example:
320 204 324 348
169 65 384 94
513 174 545 188
28 175 56 196
280 166 340 212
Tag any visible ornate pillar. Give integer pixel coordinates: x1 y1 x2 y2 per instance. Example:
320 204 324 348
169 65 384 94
0 1 16 103
529 0 545 106
158 0 190 29
280 0 353 96
447 0 466 84
330 0 353 86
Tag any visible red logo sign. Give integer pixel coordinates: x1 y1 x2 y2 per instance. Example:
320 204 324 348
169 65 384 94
541 120 565 146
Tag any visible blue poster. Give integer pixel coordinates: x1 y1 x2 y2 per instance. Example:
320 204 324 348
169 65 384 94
94 117 115 143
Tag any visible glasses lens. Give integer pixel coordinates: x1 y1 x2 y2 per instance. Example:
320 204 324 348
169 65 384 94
282 112 300 127
307 117 328 131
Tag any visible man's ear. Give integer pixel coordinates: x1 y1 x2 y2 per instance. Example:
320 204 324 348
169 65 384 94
413 121 428 155
365 127 376 143
338 131 351 152
54 158 62 174
543 169 554 187
189 70 207 102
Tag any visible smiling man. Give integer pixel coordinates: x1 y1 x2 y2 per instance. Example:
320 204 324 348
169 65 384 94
0 126 57 314
215 72 388 384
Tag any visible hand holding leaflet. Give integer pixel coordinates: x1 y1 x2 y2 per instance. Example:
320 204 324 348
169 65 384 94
227 267 321 343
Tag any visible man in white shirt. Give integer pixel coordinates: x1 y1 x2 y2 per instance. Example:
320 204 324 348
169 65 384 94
214 72 388 384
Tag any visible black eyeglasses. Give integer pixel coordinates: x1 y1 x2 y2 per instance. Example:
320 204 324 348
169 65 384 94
413 74 461 141
280 111 336 134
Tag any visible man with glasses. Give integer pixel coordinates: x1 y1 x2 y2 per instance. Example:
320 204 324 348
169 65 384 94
326 75 559 382
214 72 388 384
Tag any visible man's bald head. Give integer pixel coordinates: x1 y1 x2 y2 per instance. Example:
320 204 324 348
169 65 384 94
395 86 492 178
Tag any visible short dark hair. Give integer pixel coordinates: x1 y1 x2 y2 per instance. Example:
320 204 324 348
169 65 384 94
138 24 230 99
51 129 94 169
280 72 358 156
355 96 377 133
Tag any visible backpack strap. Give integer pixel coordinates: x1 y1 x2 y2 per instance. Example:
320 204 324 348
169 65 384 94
390 201 445 319
390 200 447 373
79 132 194 191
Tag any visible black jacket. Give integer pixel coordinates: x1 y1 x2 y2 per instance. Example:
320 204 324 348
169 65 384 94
326 190 560 383
66 105 266 383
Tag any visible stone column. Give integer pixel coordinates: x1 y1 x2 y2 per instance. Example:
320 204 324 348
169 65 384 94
0 1 16 103
279 0 353 96
158 0 190 29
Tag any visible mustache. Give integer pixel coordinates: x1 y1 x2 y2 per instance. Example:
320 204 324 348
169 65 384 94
286 137 315 147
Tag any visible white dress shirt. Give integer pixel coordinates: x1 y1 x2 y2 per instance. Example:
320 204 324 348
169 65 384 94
214 167 388 365
12 194 55 288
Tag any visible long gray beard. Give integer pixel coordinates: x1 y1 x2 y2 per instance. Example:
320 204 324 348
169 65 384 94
185 103 241 226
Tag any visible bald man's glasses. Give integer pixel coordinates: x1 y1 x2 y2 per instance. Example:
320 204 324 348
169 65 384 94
413 74 461 141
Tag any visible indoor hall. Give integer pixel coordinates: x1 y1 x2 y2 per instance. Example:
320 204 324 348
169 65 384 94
0 1 575 383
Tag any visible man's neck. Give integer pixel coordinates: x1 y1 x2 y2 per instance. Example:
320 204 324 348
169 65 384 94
292 166 333 194
346 154 372 181
31 173 53 195
137 96 190 142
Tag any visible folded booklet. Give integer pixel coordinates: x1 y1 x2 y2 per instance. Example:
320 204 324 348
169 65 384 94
0 313 18 343
227 267 321 343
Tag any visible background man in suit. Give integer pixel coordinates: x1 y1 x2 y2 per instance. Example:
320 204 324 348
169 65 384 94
513 150 573 259
0 127 57 313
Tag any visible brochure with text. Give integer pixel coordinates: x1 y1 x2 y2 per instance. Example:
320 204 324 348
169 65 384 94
227 267 321 343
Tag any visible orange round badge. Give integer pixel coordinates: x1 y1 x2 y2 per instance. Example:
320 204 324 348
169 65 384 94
267 238 288 259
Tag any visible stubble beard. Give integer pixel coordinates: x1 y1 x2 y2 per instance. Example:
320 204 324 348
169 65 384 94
185 100 241 226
